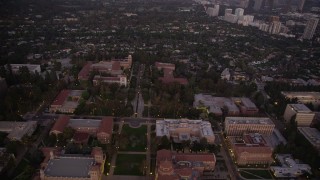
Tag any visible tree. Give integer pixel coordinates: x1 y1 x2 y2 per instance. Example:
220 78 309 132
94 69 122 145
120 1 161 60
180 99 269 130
81 91 90 100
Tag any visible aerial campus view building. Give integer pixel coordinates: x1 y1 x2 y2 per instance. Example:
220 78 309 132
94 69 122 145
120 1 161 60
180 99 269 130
270 154 312 178
50 116 113 144
155 62 188 85
224 117 275 136
9 64 41 74
0 121 37 141
193 94 259 116
78 55 132 82
283 104 315 127
156 119 215 144
40 147 105 180
49 89 84 114
227 133 273 165
155 149 216 180
281 91 320 107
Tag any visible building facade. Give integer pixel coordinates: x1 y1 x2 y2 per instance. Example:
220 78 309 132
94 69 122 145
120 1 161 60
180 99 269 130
283 104 315 127
228 133 273 165
50 90 84 114
0 121 37 141
156 119 215 144
93 75 127 87
156 149 216 180
50 116 113 144
40 147 105 180
225 117 275 136
302 18 319 40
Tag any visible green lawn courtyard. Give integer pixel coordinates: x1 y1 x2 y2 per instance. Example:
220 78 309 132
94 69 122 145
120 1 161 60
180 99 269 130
239 169 273 179
119 124 147 152
114 154 146 176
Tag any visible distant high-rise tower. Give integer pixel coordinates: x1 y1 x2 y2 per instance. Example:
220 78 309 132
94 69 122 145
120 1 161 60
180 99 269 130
302 18 319 40
239 0 250 8
253 0 263 11
235 8 244 17
206 5 219 17
298 0 306 12
225 8 233 16
269 16 280 22
269 21 282 34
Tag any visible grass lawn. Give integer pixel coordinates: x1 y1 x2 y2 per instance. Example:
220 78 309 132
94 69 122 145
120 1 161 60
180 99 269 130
239 169 273 179
120 124 147 151
114 154 146 176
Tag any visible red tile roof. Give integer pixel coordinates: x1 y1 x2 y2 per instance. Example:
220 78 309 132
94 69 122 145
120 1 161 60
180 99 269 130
155 62 176 70
50 115 70 134
234 146 273 154
112 61 121 71
91 147 103 156
175 153 216 162
97 117 113 134
159 77 188 85
157 174 179 180
78 62 92 80
163 69 174 78
157 149 172 162
174 168 193 177
72 132 89 143
52 89 70 106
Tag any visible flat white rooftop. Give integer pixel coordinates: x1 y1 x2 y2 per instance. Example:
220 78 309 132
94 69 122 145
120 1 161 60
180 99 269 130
69 119 101 129
44 156 94 178
297 127 320 148
289 104 312 113
281 91 320 99
225 117 274 125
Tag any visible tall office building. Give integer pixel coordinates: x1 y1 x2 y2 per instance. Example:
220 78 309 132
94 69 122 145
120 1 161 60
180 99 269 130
302 18 319 40
235 8 244 17
253 0 263 11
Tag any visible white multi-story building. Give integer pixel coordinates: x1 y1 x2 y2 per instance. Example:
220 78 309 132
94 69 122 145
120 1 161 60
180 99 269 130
268 21 282 34
156 119 215 144
302 18 319 40
271 154 311 178
259 23 270 32
0 121 37 141
283 104 315 127
281 91 320 107
207 5 219 17
9 64 41 74
235 8 244 17
224 13 238 23
93 75 127 87
224 117 275 136
297 127 320 151
225 8 232 16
